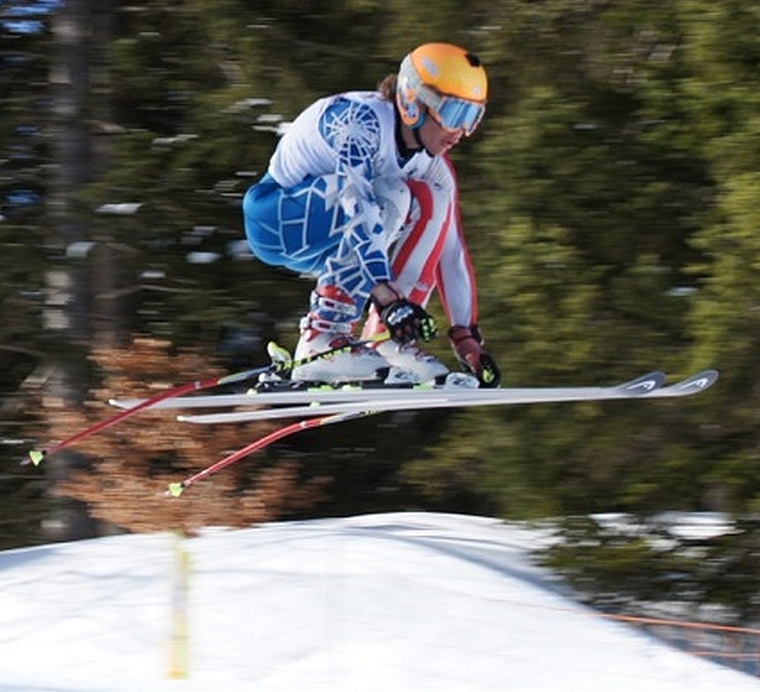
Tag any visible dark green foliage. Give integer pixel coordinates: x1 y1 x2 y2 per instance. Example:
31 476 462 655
542 516 701 610
543 515 760 623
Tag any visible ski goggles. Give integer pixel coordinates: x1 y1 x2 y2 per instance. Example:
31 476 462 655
418 85 486 136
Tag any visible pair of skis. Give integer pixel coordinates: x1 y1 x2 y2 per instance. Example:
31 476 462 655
122 369 717 425
24 341 719 497
125 368 719 497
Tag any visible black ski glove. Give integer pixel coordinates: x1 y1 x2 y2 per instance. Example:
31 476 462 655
448 325 501 388
370 282 437 344
380 299 437 344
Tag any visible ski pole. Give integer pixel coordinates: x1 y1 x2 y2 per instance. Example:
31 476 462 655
24 362 278 467
166 409 374 497
25 337 389 467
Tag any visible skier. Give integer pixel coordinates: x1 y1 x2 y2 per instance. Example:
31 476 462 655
243 42 500 387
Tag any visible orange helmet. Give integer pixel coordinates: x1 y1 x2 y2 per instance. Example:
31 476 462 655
396 43 488 136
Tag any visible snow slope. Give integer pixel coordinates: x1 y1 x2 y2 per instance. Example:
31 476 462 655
1 512 758 692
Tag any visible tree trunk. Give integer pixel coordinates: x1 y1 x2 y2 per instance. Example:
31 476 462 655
44 0 124 542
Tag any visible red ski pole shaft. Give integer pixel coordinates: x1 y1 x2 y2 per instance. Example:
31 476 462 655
167 409 372 497
26 366 273 466
26 337 389 467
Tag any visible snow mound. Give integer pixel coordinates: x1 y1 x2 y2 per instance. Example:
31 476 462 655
1 512 758 691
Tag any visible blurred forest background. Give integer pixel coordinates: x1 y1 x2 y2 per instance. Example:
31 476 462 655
3 0 760 626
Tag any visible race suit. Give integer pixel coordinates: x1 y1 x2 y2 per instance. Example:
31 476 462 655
243 90 478 330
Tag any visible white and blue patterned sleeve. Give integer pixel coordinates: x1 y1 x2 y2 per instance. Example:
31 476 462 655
319 97 392 284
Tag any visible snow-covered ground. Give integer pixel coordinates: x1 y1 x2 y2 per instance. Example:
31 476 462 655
1 512 758 692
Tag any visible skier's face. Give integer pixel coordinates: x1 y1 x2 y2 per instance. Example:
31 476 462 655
418 113 464 155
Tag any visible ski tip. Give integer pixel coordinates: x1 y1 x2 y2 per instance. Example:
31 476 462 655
167 482 185 498
641 368 720 399
671 368 720 393
27 449 45 466
620 371 667 395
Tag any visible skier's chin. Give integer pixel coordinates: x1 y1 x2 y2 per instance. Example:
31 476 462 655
428 141 454 156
